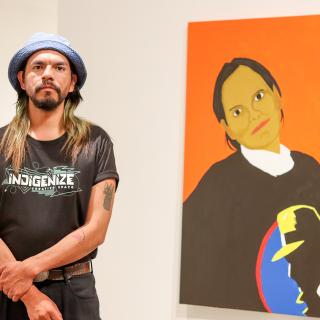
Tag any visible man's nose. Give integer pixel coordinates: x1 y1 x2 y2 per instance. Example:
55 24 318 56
42 65 54 81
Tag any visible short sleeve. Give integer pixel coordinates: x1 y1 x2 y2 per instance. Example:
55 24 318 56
93 130 119 188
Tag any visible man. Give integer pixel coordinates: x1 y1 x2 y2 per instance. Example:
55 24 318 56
0 32 119 319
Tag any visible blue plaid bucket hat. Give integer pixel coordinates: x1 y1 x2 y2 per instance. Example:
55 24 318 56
8 32 87 92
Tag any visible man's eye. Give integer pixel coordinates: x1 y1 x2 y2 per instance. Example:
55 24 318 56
254 90 264 101
233 108 242 117
33 65 41 70
57 66 65 71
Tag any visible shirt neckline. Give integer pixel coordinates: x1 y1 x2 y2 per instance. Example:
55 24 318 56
240 144 295 177
27 131 68 146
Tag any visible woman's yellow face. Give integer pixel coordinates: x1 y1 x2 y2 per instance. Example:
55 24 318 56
220 66 282 150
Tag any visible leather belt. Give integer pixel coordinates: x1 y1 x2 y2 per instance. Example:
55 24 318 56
33 261 92 283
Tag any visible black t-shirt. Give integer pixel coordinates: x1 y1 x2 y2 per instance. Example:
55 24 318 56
0 125 119 265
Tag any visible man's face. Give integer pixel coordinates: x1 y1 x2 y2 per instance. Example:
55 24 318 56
17 49 77 112
220 66 282 150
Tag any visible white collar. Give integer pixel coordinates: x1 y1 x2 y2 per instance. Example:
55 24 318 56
240 144 294 177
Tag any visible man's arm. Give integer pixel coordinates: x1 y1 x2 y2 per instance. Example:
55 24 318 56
0 239 63 320
0 239 15 262
0 178 116 300
28 178 116 269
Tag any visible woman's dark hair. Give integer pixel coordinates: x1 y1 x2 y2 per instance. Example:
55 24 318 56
213 58 282 150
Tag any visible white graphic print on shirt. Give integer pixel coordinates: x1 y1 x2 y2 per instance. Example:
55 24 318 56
1 162 81 197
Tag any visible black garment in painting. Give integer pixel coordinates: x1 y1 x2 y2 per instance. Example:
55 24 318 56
180 151 320 315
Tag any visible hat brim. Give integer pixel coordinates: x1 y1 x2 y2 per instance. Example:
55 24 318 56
271 240 304 262
8 40 87 92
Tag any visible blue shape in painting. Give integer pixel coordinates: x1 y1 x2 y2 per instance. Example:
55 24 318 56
260 226 307 316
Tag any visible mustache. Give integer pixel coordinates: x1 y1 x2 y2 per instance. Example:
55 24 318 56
35 82 61 94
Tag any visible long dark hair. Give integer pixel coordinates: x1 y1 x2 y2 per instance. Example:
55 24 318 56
0 87 91 171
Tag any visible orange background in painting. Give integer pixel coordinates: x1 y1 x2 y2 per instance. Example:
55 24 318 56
183 15 320 201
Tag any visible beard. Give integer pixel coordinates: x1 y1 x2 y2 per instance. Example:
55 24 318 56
29 83 67 112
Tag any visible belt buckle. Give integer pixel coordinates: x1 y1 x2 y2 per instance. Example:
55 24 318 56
63 268 72 283
34 271 49 282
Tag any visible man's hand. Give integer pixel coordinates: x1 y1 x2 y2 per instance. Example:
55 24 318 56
0 261 35 301
22 286 63 320
0 239 62 318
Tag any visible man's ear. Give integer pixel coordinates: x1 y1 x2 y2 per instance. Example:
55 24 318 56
69 73 78 93
17 71 26 90
220 118 236 140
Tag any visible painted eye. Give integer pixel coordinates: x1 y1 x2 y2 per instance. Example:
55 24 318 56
233 108 242 117
255 90 264 101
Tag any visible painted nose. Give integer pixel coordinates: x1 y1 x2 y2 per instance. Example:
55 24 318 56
250 110 261 121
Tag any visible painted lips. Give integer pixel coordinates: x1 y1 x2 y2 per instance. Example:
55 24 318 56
251 118 270 135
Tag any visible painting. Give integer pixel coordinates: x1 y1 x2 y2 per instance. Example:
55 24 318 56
180 15 320 317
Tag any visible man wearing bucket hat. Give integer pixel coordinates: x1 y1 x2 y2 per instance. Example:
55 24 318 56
0 33 119 319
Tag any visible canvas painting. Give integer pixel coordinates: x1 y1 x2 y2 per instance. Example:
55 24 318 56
180 15 320 317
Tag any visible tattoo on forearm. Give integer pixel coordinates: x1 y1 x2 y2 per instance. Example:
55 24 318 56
103 183 114 211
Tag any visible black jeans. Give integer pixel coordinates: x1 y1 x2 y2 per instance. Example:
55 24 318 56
0 273 101 319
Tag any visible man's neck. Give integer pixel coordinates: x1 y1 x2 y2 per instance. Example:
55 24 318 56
28 100 65 141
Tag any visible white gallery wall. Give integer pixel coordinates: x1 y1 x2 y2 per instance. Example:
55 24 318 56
1 1 320 320
0 0 58 127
